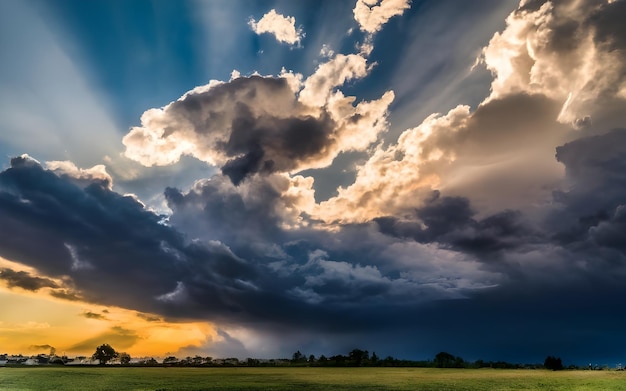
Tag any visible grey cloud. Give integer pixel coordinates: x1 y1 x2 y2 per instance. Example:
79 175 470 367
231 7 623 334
551 128 626 242
207 329 249 358
541 129 626 282
0 268 59 291
10 154 41 168
287 250 393 305
49 289 83 301
317 92 569 224
82 311 107 320
588 206 626 256
374 130 626 283
222 104 335 184
0 158 258 319
68 326 139 352
587 0 626 53
1 157 443 334
136 313 161 322
435 93 569 213
482 0 626 131
29 344 54 352
164 173 295 261
124 76 340 185
375 191 537 259
167 175 318 261
449 93 564 156
123 71 393 187
517 0 547 13
160 169 498 330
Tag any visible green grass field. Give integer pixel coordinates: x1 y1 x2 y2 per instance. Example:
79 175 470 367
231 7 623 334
1 367 626 391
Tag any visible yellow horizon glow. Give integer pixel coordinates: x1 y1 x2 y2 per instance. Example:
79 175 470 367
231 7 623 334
0 257 217 358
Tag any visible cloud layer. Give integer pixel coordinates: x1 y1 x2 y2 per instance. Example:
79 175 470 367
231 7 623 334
3 0 626 362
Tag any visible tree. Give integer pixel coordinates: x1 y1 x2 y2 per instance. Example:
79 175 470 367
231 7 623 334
144 357 158 366
291 350 305 363
434 352 464 368
163 356 179 365
192 356 204 366
349 349 369 366
119 352 131 365
544 355 563 370
92 343 118 365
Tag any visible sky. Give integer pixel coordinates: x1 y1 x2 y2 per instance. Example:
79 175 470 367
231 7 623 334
1 0 626 365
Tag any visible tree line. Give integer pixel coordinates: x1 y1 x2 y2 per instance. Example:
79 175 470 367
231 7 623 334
89 344 571 370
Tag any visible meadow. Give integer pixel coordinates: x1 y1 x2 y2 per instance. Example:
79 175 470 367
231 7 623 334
1 367 626 391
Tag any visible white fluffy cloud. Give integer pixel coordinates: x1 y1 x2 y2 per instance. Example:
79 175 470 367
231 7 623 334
249 9 304 46
123 59 393 185
353 0 411 34
310 0 626 223
46 160 113 190
123 0 626 232
299 54 371 108
482 0 626 128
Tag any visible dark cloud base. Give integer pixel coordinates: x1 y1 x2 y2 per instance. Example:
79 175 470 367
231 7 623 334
4 125 626 364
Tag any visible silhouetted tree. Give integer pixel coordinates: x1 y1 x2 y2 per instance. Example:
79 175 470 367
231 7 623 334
434 352 465 368
144 357 158 366
349 349 369 366
291 350 306 363
163 356 178 365
191 356 204 365
119 352 131 365
92 344 118 365
246 358 259 366
544 356 563 370
383 355 397 366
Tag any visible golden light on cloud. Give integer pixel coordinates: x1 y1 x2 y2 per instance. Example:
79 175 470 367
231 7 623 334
0 256 217 357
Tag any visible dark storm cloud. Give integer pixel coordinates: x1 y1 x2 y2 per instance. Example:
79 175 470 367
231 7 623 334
162 169 500 333
527 128 626 290
0 158 257 318
0 268 59 291
550 128 626 245
220 102 335 184
1 157 443 335
164 175 286 256
346 126 626 363
375 191 537 258
81 311 107 320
